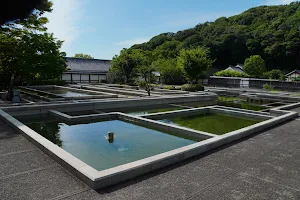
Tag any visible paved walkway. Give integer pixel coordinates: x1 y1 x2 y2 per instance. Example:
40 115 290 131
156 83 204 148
1 117 300 199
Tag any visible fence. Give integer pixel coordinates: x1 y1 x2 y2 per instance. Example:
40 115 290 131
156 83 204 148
207 76 300 92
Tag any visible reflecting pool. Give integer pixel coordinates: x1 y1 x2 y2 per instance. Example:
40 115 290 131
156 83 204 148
24 118 196 170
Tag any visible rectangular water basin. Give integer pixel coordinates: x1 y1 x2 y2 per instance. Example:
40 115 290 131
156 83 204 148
159 113 261 135
176 100 267 111
23 116 197 171
44 88 91 97
102 104 186 116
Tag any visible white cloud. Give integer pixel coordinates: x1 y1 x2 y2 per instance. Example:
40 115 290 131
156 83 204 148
262 0 296 5
44 0 84 53
117 37 151 47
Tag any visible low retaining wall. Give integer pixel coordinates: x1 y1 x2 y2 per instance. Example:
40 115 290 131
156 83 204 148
0 104 297 189
1 94 218 117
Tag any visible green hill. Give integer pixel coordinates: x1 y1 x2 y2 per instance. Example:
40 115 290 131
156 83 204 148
129 2 300 72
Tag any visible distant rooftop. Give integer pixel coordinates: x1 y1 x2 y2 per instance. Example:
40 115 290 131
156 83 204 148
65 57 112 74
225 64 244 73
286 69 300 76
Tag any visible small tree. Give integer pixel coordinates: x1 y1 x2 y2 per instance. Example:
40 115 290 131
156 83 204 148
111 49 141 84
74 53 94 59
152 58 185 84
137 65 155 96
244 55 266 78
177 47 214 83
136 51 154 96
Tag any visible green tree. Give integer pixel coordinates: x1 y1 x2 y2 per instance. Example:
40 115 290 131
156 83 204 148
244 55 266 78
177 47 214 83
0 0 67 98
0 0 51 25
135 51 154 96
111 49 143 84
74 53 94 59
152 58 185 84
127 2 300 72
262 69 284 80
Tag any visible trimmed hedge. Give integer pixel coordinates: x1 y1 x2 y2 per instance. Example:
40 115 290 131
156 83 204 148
181 84 204 92
214 70 249 78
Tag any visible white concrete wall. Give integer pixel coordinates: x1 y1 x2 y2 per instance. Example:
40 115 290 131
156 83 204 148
62 73 107 83
287 73 300 82
62 74 71 81
81 74 89 82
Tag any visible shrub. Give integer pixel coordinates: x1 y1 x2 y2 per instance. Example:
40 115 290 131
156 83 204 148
214 70 249 78
181 84 204 92
100 79 107 83
107 70 124 84
263 83 274 91
262 69 285 80
164 85 175 90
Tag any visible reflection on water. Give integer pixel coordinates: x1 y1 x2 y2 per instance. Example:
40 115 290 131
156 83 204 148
27 119 63 147
23 119 195 170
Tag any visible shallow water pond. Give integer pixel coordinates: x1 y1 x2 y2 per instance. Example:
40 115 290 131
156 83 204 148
45 89 91 97
159 113 261 135
24 118 196 170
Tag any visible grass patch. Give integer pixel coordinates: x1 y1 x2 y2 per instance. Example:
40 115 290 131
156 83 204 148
160 113 261 135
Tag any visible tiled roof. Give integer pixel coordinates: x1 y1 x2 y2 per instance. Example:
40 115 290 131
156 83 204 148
225 66 244 73
286 69 300 76
66 57 111 73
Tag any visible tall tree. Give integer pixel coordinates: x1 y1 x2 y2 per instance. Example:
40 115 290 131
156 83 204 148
0 0 49 25
244 55 266 78
111 49 142 84
177 47 214 83
0 0 67 98
74 53 94 59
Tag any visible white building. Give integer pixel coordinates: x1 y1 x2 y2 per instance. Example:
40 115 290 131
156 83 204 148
62 57 111 83
224 64 244 73
286 70 300 82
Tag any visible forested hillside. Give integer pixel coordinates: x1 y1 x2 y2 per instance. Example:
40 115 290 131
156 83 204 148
129 2 300 72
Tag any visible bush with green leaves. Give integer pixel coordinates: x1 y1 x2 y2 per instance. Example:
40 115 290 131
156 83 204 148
214 70 249 77
177 47 214 83
181 84 204 92
244 55 266 78
263 83 274 91
152 59 186 85
106 70 125 84
262 69 285 80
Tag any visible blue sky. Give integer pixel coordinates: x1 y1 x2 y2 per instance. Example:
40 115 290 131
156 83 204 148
45 0 296 60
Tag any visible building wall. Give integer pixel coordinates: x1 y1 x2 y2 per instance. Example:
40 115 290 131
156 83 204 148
286 72 300 82
62 73 107 83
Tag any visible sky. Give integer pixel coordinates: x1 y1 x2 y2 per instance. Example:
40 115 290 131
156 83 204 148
45 0 297 60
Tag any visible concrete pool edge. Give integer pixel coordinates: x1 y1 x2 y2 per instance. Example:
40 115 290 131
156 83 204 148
20 85 118 101
0 104 297 189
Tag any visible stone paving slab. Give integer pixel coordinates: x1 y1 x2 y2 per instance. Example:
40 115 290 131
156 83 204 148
97 161 234 200
0 166 89 200
189 172 300 200
62 190 105 200
0 149 58 177
2 118 300 199
0 133 36 155
290 107 300 113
